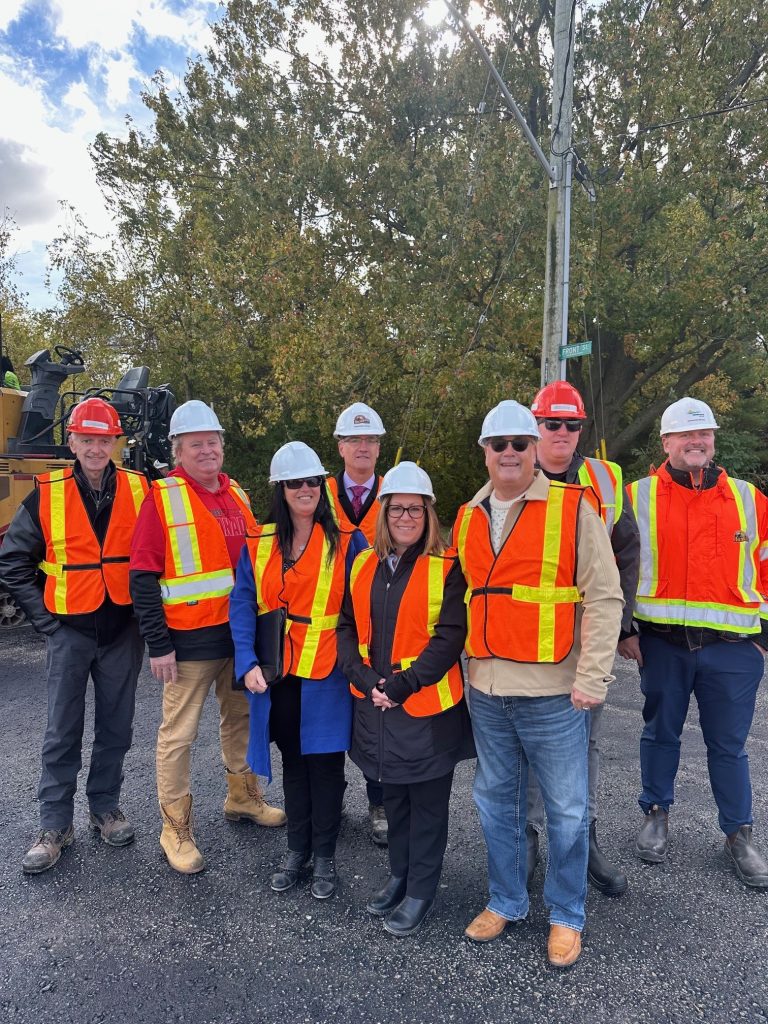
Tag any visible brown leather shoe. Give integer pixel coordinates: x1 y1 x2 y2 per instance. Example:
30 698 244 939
547 925 582 967
464 908 509 943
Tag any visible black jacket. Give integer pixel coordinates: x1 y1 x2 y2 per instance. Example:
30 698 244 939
337 543 474 785
0 461 135 644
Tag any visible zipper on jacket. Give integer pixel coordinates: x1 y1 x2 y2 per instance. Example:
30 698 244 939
378 578 391 783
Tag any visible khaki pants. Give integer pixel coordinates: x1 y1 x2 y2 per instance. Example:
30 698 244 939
156 657 250 805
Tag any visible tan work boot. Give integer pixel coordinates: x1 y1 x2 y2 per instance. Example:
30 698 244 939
224 771 287 827
160 795 205 874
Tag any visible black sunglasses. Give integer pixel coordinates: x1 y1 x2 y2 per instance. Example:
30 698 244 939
488 438 533 453
284 476 323 489
538 418 582 433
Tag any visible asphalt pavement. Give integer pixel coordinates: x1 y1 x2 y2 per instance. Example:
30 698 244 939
0 625 766 1024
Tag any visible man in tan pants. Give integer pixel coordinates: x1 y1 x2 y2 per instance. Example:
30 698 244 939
129 400 285 872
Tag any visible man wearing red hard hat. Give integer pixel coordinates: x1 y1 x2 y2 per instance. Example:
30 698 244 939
525 381 640 899
0 396 149 873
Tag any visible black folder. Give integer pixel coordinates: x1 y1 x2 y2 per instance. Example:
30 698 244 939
255 607 287 684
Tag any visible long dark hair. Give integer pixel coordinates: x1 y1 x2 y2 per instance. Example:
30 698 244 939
266 482 341 567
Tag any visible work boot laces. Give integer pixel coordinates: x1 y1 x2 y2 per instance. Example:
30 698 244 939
36 829 64 849
100 809 126 827
244 776 265 806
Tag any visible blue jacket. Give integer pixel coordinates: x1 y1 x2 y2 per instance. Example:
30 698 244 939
230 527 368 780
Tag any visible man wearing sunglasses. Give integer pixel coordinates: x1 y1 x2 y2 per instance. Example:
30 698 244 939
524 380 640 899
326 401 389 846
454 399 623 967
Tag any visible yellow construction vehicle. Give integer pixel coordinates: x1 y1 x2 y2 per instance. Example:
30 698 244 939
0 345 175 626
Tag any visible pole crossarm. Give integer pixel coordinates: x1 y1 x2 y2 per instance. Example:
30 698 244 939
442 0 557 183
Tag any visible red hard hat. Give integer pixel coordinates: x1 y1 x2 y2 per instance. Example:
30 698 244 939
67 397 122 436
530 381 586 420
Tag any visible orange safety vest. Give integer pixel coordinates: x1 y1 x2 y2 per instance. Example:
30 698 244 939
37 467 148 615
454 482 596 663
626 462 768 633
153 476 257 630
347 547 465 718
576 457 622 535
245 522 352 679
326 476 382 545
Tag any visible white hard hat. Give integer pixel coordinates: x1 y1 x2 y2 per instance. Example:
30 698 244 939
168 400 224 438
478 400 541 446
269 441 328 483
660 397 719 435
378 461 436 503
334 402 386 438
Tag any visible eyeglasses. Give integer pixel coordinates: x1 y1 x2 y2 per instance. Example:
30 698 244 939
488 438 534 453
387 503 426 520
339 436 380 446
538 418 582 433
284 476 323 489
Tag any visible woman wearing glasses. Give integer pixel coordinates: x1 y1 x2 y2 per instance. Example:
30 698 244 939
337 462 473 937
230 441 367 899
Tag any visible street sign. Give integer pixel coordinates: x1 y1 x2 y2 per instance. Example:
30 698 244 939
559 340 592 360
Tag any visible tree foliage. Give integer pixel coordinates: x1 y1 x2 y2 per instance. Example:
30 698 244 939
49 0 768 509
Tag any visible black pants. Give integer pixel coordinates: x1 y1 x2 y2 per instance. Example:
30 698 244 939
269 676 346 857
39 620 143 829
383 770 454 900
365 776 383 806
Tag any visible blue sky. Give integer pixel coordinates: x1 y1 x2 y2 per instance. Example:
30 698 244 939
0 0 223 308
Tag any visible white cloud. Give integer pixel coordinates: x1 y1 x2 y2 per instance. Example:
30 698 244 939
0 0 28 34
50 0 216 53
102 50 142 108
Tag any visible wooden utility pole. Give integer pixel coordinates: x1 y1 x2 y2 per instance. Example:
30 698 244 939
541 0 576 385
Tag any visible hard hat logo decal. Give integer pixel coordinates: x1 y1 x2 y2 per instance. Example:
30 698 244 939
687 407 706 421
353 414 371 425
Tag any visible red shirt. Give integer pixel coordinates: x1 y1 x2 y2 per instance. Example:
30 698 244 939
130 467 248 573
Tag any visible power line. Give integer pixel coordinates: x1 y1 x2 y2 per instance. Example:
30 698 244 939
618 96 768 140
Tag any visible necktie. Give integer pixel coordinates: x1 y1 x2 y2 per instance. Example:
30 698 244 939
350 485 366 519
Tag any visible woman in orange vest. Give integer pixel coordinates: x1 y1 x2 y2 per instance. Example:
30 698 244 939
230 442 368 900
337 462 474 937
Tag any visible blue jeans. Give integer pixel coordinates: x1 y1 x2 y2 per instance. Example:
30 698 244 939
469 687 590 932
638 635 763 834
526 700 604 831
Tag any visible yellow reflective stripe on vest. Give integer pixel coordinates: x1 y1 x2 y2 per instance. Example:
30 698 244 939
254 530 277 614
124 472 147 515
156 479 202 577
160 569 234 604
230 484 251 508
537 484 567 661
631 477 660 597
47 471 69 615
634 597 760 632
725 478 761 604
456 506 477 657
294 534 334 677
350 548 376 590
512 583 581 603
578 459 622 534
426 556 445 638
350 548 377 661
325 481 340 526
399 655 455 712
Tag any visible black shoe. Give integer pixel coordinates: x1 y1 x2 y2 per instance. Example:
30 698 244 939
526 824 540 891
383 895 434 937
725 826 768 889
366 875 407 917
270 850 310 892
311 856 337 899
636 806 669 863
89 809 135 847
22 825 75 874
588 821 628 896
